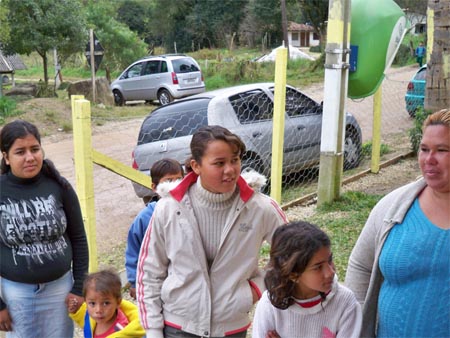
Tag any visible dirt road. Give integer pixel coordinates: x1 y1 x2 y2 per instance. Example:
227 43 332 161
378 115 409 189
42 119 145 258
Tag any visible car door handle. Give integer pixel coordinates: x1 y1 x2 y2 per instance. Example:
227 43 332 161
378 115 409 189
297 125 306 130
252 131 262 137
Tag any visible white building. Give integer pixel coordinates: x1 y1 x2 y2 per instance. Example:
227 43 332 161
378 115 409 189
287 21 320 48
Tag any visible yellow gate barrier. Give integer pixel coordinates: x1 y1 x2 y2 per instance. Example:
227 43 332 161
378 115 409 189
71 96 151 272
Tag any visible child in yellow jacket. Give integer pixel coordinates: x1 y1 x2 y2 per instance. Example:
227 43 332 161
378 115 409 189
69 269 144 338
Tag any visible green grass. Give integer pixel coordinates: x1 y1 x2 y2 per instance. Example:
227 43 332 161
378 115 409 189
361 141 391 158
0 96 19 124
290 191 382 280
309 191 382 279
260 188 383 280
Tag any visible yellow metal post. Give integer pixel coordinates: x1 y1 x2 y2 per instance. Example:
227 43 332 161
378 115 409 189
371 85 382 173
71 97 98 272
270 46 288 203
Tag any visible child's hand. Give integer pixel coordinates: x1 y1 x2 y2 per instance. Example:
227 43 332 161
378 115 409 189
129 287 136 300
65 293 83 313
266 330 280 338
0 308 13 331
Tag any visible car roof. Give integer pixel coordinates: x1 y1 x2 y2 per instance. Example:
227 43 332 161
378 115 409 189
178 82 278 100
137 54 191 62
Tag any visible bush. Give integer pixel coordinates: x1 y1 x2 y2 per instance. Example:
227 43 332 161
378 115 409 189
361 141 391 157
309 45 323 53
393 44 413 66
408 107 432 153
0 96 18 124
36 81 57 98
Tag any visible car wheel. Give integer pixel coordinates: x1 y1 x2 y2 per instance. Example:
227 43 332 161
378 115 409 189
343 127 362 170
113 90 125 106
158 89 173 105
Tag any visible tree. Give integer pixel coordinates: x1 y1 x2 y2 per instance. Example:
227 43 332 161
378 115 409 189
0 0 10 44
425 0 449 111
186 0 247 49
84 0 148 80
3 0 87 85
240 0 283 50
116 0 157 47
146 0 195 53
117 0 151 37
394 0 427 14
297 0 329 47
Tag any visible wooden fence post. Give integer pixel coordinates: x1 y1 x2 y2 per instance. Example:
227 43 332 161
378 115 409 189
71 95 98 272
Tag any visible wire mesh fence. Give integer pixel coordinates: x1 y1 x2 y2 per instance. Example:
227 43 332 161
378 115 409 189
131 65 419 203
34 64 422 279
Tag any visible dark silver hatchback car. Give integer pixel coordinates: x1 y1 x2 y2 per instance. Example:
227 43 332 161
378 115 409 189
132 83 362 199
111 54 205 106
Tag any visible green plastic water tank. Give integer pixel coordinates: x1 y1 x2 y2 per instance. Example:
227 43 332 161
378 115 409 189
348 0 406 99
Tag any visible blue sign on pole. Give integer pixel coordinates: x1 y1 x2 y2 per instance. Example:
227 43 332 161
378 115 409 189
349 45 358 72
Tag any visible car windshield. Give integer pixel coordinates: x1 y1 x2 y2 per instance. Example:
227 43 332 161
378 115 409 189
138 98 210 144
172 58 200 73
229 89 274 124
414 68 427 81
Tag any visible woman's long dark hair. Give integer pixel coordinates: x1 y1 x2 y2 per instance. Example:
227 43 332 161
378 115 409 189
0 120 70 189
264 221 331 309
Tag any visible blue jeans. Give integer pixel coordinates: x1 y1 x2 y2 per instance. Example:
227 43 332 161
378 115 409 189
1 271 74 338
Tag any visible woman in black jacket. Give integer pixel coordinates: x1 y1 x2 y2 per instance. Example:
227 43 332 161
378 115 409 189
0 120 89 337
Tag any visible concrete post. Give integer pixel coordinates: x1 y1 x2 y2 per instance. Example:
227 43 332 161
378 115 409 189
317 0 352 206
371 85 382 173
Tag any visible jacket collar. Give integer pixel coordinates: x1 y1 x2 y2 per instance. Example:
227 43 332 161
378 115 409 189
170 172 254 202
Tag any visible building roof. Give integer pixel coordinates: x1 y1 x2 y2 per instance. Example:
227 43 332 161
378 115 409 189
0 50 27 73
288 21 315 32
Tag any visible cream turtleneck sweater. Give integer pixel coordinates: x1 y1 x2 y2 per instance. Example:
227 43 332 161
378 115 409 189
188 177 240 269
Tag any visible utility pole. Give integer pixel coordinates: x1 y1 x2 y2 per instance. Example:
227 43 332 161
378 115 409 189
425 0 449 111
53 48 61 90
281 0 289 58
89 29 96 104
317 0 351 205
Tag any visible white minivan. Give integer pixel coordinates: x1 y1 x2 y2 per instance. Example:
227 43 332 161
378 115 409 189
111 54 205 106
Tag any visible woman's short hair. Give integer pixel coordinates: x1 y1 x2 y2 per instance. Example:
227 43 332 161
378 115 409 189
423 108 450 131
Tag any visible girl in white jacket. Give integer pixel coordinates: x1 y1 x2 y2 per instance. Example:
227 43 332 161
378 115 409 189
252 221 361 338
136 125 288 338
